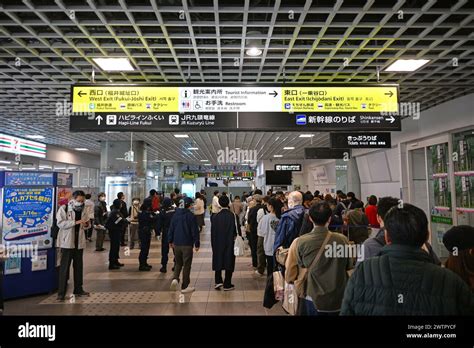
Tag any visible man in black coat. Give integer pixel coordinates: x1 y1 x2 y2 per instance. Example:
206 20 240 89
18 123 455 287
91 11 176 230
117 192 129 246
247 195 264 269
341 203 474 315
211 195 239 291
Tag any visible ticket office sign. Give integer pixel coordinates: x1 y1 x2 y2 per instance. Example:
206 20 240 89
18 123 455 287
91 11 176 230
330 132 392 149
71 84 399 114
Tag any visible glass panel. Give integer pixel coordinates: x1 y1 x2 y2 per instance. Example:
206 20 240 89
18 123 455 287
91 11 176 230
88 168 98 187
453 129 474 227
427 143 452 258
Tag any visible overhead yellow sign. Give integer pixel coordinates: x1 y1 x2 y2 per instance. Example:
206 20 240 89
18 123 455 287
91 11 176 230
71 85 398 113
72 86 179 113
281 86 398 112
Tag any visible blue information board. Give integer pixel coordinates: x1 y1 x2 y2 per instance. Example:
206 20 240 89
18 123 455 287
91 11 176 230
2 187 54 249
5 172 54 186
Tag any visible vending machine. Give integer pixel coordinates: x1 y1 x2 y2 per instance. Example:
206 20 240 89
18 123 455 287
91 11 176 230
0 171 68 299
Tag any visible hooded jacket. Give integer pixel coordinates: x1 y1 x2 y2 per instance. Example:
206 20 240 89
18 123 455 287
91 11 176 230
169 207 200 248
273 204 305 252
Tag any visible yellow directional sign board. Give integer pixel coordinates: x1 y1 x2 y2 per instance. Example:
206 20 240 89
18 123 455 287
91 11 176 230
72 86 179 113
280 86 398 112
71 85 398 113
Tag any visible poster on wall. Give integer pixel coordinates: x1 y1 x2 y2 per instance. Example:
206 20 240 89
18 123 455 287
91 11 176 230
164 165 174 177
31 250 48 272
57 173 73 187
57 187 72 207
2 187 54 249
105 176 130 208
5 172 54 186
4 256 21 275
310 165 329 184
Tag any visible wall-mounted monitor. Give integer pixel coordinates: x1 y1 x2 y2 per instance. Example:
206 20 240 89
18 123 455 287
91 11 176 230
265 170 292 185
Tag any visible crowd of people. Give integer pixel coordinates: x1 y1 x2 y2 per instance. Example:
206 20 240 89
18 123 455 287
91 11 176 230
54 187 474 316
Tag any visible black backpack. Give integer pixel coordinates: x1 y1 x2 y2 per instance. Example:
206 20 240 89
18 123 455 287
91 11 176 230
51 204 68 240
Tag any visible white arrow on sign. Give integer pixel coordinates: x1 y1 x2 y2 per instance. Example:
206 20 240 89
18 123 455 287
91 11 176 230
385 115 395 123
95 115 103 125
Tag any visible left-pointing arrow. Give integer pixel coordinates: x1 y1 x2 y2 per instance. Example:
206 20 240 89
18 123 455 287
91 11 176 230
95 115 103 125
78 90 86 97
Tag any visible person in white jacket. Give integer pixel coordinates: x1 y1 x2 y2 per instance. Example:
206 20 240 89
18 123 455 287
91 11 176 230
56 190 91 301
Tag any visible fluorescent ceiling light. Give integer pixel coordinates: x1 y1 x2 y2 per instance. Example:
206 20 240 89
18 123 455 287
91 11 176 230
235 148 240 150
54 167 66 170
74 148 89 151
243 159 254 162
174 134 189 138
246 47 262 57
93 57 135 71
204 163 212 166
273 155 283 158
26 135 45 140
187 147 199 150
200 159 209 162
0 160 11 164
283 147 295 150
299 134 314 138
384 59 430 72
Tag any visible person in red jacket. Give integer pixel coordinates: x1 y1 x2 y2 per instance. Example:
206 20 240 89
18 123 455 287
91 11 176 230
365 195 379 228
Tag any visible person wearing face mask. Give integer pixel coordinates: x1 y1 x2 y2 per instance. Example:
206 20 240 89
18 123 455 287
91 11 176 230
106 199 126 270
94 193 108 252
116 192 129 247
138 198 157 271
128 198 141 249
56 190 91 301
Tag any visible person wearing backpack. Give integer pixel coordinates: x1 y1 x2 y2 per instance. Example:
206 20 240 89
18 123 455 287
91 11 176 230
273 191 305 252
285 201 352 315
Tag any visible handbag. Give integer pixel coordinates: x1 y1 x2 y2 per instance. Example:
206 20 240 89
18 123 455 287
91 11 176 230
295 231 332 299
263 272 278 309
273 270 285 301
282 282 298 315
275 246 289 266
233 213 245 256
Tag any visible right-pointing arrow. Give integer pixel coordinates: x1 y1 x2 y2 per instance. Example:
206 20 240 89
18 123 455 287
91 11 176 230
384 91 394 98
269 90 278 98
95 115 103 125
385 115 395 123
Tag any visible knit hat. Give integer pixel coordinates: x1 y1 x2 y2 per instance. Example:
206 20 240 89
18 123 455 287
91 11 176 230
162 197 173 209
443 225 474 252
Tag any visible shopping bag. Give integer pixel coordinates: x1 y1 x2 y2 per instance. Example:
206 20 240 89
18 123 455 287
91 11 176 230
273 271 285 301
282 282 298 316
234 235 245 256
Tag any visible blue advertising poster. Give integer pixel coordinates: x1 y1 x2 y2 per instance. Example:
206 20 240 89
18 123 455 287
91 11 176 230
2 187 54 249
5 172 54 186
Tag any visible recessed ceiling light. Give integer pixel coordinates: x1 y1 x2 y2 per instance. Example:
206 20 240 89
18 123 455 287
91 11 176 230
283 147 295 150
200 159 209 162
26 135 45 140
235 148 241 150
92 57 135 71
384 59 430 72
74 148 89 151
174 134 189 138
274 155 283 158
187 147 199 150
299 134 314 138
246 47 262 57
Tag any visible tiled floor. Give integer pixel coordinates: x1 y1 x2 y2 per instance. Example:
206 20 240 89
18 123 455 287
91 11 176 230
4 218 286 316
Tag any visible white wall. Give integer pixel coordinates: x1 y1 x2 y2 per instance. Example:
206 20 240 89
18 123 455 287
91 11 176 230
46 145 100 168
303 159 336 194
351 93 474 200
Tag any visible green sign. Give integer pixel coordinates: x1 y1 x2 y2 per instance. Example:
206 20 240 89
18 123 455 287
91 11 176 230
430 215 453 225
